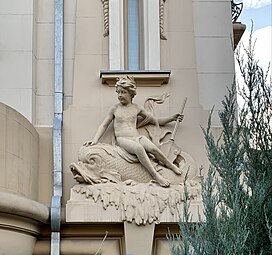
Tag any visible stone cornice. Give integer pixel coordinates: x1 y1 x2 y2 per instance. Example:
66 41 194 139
233 22 246 49
0 191 50 224
100 70 171 87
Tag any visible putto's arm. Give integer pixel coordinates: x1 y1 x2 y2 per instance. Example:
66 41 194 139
157 113 184 126
137 106 159 128
138 106 183 128
86 106 115 146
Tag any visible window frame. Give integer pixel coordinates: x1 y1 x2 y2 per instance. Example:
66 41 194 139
109 0 161 71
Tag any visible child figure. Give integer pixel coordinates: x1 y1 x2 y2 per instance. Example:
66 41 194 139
87 76 182 187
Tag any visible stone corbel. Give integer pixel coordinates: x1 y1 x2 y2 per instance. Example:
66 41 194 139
160 0 167 40
101 0 109 36
100 70 171 87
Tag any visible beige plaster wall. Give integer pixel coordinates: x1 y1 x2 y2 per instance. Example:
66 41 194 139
161 0 208 172
0 0 235 250
62 0 109 204
0 102 39 200
0 0 76 126
193 0 235 126
0 228 36 255
36 127 53 206
0 205 49 255
0 103 50 255
62 0 229 206
33 0 54 126
34 239 123 255
33 0 76 126
62 10 235 238
0 0 234 201
0 0 236 254
63 0 77 110
0 0 234 205
0 0 35 123
32 1 77 207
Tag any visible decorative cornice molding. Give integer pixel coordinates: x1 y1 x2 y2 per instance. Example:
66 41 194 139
101 0 109 37
0 191 50 224
100 70 171 87
233 22 246 49
160 0 167 40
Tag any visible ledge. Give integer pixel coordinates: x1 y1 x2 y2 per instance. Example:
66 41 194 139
100 70 171 87
0 191 50 223
233 22 246 49
66 183 202 225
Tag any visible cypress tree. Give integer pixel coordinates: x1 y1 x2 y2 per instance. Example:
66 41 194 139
169 33 272 255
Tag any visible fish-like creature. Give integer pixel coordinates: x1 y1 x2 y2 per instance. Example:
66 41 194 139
70 143 198 186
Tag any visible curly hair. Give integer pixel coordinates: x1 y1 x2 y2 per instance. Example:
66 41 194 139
115 76 137 98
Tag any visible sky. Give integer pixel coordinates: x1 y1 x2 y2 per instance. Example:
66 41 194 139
234 0 271 108
236 0 271 75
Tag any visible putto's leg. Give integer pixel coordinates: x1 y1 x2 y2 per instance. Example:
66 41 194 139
139 137 182 175
117 137 170 187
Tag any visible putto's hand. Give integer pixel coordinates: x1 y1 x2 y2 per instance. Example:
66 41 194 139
177 114 184 122
83 140 96 147
172 113 184 122
153 117 160 127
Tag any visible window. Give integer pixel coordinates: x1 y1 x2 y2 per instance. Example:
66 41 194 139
126 0 141 70
109 0 160 70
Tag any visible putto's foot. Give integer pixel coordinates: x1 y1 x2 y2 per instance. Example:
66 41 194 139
171 165 182 175
165 162 182 175
155 174 170 187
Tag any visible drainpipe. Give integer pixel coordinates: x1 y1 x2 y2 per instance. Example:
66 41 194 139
51 0 63 254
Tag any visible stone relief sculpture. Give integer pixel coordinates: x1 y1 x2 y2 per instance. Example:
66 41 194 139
101 0 109 37
69 76 201 225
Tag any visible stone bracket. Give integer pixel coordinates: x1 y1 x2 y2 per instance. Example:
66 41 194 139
100 70 171 87
124 222 155 255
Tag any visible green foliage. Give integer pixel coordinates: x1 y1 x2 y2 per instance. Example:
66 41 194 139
169 34 272 255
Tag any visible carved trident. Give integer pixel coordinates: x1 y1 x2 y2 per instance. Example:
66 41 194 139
161 97 187 161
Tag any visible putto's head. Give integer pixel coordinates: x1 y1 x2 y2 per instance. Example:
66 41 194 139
115 76 137 98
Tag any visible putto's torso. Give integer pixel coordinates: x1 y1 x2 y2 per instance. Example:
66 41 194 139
113 103 140 138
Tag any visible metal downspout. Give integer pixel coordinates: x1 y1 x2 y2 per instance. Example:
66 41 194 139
51 0 63 254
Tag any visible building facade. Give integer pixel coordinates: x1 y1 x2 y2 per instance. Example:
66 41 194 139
0 0 244 254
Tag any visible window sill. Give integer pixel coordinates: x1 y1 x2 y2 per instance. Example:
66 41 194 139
100 70 171 87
